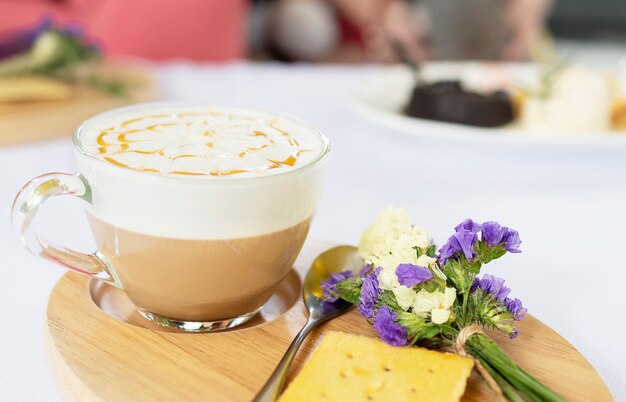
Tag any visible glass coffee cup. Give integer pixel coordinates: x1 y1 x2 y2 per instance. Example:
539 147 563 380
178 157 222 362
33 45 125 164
12 103 329 331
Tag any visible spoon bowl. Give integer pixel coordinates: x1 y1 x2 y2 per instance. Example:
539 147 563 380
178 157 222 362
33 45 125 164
303 245 362 319
253 245 362 402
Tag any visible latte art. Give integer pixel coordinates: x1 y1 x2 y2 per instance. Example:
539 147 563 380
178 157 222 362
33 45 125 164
79 106 324 177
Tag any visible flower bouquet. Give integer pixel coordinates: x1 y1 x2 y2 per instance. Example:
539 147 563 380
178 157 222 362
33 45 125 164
323 207 565 402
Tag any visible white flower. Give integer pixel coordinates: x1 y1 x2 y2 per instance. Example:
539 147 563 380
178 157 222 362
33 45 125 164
377 266 417 311
359 206 433 312
372 245 416 272
378 266 399 290
358 206 430 270
392 286 417 311
416 254 437 267
412 287 456 325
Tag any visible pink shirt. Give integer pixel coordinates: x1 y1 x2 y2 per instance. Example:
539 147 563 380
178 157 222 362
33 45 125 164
0 0 247 61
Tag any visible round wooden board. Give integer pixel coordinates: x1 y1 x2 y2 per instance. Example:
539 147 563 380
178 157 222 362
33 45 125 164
0 63 154 147
46 239 613 402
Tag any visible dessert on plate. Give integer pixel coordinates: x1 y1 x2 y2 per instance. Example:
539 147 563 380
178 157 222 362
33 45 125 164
400 62 626 135
405 80 515 128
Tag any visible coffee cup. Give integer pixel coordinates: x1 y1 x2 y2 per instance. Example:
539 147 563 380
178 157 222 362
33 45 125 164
12 103 329 331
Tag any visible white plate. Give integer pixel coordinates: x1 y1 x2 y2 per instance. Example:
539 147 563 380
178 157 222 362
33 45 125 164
352 62 626 147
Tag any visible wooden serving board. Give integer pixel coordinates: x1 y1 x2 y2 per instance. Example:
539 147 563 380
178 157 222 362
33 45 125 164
0 63 154 147
46 239 613 402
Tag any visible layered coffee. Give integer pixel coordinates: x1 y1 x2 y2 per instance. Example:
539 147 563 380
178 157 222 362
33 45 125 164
74 105 328 324
89 215 311 321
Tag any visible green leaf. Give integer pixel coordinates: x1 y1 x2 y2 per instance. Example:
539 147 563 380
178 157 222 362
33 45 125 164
475 240 508 265
396 312 441 345
415 246 423 258
481 244 507 264
468 260 482 275
475 240 487 257
426 244 437 257
419 279 443 293
333 278 362 305
421 325 441 340
443 259 472 292
415 244 437 259
377 290 400 311
475 241 508 266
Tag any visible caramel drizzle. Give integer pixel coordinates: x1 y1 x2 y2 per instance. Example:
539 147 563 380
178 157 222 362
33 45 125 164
103 156 159 173
94 112 308 176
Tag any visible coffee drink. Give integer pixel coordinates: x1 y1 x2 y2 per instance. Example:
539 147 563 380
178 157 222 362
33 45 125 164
13 103 329 331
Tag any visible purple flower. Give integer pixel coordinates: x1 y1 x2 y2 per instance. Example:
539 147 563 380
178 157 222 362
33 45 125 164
358 267 381 318
373 306 408 346
454 230 478 261
359 265 372 278
321 270 353 302
438 219 482 265
455 219 482 234
480 221 522 253
505 298 527 321
439 230 478 265
437 241 457 266
502 228 522 253
472 274 511 302
395 264 432 287
509 329 519 339
481 221 507 246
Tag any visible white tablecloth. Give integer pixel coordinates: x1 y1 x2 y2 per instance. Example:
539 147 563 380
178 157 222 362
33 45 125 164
2 56 626 401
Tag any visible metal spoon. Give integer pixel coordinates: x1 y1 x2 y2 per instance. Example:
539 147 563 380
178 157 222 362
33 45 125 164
252 245 362 402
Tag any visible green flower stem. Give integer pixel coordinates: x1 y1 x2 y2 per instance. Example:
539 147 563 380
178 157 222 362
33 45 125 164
473 354 524 402
461 291 469 326
471 344 542 401
467 334 565 402
480 351 547 402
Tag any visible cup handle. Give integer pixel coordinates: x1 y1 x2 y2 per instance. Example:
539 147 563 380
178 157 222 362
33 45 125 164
12 172 123 289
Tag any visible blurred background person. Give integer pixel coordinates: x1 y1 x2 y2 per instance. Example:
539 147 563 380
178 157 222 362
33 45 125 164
254 0 553 63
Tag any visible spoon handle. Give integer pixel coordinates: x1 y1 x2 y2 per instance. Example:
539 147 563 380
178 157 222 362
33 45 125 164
252 319 317 402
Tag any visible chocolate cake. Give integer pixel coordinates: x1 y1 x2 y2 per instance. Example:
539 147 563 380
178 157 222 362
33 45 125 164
404 80 514 127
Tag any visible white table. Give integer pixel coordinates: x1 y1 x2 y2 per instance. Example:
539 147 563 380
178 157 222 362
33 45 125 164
2 58 626 401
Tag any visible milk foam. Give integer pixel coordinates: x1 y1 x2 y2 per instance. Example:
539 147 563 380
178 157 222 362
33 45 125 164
77 106 324 178
74 104 328 240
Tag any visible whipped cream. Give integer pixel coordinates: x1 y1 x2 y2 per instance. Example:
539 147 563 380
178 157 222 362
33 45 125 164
77 105 325 178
